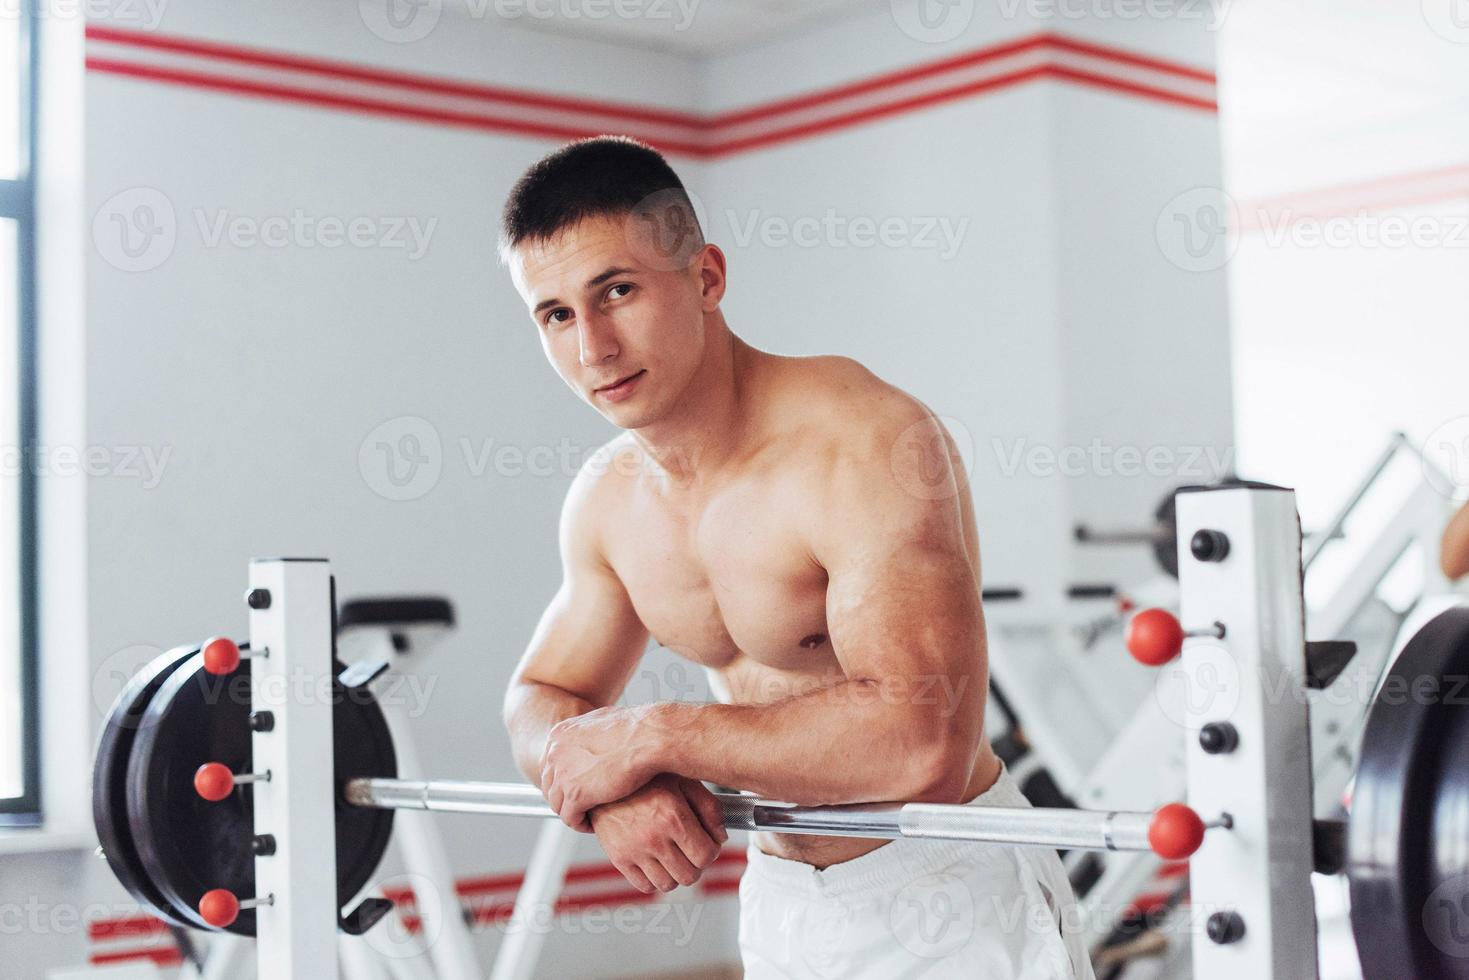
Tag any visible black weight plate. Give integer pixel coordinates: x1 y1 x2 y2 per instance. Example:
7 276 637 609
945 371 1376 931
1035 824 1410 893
92 644 202 928
126 651 397 935
1349 606 1469 980
1425 691 1469 976
1152 491 1179 578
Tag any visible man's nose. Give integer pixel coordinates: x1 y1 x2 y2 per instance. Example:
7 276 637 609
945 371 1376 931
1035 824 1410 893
578 312 620 367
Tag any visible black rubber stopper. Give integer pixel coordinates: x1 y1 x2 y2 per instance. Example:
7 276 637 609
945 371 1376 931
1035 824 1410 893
1206 911 1246 945
1190 529 1230 563
1199 722 1239 755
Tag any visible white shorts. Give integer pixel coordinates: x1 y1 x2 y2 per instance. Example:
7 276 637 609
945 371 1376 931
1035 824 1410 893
737 765 1096 979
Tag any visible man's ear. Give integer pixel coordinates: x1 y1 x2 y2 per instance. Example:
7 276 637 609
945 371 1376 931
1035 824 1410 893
696 244 727 311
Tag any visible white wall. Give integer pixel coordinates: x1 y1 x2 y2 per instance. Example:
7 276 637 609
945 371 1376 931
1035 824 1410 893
1219 0 1469 529
6 0 1234 975
703 4 1231 603
32 3 735 977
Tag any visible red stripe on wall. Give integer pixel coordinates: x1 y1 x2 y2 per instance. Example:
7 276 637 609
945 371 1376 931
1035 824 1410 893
385 849 748 904
1045 65 1216 113
1236 161 1469 231
89 946 185 968
88 913 170 941
85 26 1217 158
85 23 704 128
397 886 695 934
699 878 743 896
450 870 525 896
1239 161 1469 212
1045 33 1216 84
85 58 711 157
704 33 1055 128
1123 890 1176 920
89 850 748 940
706 66 1053 157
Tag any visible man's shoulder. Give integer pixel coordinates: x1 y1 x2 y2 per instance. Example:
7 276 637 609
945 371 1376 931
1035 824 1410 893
774 358 970 555
564 433 639 510
776 355 937 457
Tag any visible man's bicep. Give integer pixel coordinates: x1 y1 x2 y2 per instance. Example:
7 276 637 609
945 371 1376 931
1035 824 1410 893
823 536 986 685
512 471 650 707
816 413 985 684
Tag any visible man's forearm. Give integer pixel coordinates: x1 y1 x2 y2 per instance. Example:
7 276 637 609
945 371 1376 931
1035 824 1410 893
641 679 978 806
504 681 596 788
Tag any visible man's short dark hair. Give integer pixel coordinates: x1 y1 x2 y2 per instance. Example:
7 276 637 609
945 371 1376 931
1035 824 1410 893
499 135 704 264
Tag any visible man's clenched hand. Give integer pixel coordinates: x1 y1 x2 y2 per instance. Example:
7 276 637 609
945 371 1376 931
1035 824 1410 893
540 704 664 830
589 774 728 893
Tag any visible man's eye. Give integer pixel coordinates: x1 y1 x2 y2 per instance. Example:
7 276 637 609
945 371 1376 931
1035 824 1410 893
547 309 571 325
608 283 633 299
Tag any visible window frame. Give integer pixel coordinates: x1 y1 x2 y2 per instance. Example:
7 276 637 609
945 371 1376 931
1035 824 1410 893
1 0 40 826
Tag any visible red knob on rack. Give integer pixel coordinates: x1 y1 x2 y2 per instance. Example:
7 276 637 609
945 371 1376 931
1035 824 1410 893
193 762 270 802
1148 803 1206 859
1125 609 1225 666
198 888 273 929
202 636 268 675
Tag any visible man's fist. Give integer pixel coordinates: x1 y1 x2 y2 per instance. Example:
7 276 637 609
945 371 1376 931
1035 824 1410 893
541 705 660 831
589 774 729 894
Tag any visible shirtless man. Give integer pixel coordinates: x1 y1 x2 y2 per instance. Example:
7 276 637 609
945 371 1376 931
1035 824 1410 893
501 136 1091 978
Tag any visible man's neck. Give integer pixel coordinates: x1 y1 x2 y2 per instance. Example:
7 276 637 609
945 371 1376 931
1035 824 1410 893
630 326 765 489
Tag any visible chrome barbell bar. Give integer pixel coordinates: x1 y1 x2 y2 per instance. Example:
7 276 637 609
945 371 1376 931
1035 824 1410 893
343 777 1217 857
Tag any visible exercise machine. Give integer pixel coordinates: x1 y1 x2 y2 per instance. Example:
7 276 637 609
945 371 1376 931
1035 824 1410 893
92 484 1469 978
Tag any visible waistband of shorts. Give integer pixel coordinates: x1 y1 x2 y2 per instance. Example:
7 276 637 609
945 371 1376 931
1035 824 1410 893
743 763 1031 898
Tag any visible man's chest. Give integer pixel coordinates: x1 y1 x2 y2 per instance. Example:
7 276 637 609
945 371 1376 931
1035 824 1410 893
606 480 835 672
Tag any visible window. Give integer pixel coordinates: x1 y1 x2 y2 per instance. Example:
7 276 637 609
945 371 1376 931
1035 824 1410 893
0 0 37 825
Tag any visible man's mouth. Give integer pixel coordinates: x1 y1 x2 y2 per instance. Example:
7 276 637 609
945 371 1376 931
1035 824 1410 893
596 370 643 393
594 369 646 400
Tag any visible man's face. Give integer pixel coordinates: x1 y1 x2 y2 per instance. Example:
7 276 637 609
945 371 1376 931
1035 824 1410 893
510 214 712 430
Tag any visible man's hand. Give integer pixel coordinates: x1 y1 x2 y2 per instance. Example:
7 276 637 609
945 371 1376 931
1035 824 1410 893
540 705 663 830
589 774 728 894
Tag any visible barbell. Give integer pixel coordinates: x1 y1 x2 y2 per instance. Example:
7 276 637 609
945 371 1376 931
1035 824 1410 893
1074 475 1356 581
95 637 1213 937
93 608 1469 980
1072 478 1278 579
